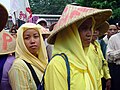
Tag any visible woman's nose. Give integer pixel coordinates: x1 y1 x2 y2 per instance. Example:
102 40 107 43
87 30 92 37
30 37 35 43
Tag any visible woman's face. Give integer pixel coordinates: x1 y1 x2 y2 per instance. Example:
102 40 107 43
23 28 40 57
78 18 93 48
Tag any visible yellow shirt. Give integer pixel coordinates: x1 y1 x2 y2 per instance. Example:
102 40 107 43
45 22 100 90
88 41 111 79
9 58 43 90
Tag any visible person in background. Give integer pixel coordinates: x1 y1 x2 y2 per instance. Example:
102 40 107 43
9 23 48 90
0 30 16 90
40 25 52 61
0 3 8 32
99 24 118 59
36 18 53 60
36 18 48 29
45 22 57 61
44 4 112 90
106 22 120 90
0 4 16 90
88 22 111 90
9 24 18 38
36 18 50 40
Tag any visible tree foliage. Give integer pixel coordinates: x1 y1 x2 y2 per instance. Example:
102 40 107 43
29 0 120 23
75 0 120 23
29 0 74 14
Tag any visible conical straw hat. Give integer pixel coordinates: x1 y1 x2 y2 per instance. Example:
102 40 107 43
95 21 109 37
47 4 112 44
0 30 16 55
37 24 51 34
0 4 8 32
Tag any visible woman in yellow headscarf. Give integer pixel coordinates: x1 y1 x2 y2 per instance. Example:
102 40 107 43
44 4 112 90
45 17 100 90
88 22 111 90
8 23 48 90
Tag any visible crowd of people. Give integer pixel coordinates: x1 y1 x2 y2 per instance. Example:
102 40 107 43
0 3 120 90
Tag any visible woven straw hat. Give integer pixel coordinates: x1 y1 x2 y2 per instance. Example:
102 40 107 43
42 28 51 35
47 4 112 44
95 21 109 37
0 4 8 32
37 24 51 34
0 30 16 55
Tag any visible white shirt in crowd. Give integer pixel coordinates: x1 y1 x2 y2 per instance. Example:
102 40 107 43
106 32 120 65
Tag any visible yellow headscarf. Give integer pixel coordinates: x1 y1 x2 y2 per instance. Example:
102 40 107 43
16 23 48 73
52 17 99 89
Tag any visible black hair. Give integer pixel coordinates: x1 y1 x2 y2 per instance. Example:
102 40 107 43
118 21 120 27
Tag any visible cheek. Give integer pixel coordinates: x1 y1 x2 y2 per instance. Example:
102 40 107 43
36 38 40 48
24 40 30 49
80 33 86 40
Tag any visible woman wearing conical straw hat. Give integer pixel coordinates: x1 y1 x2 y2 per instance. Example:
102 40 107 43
44 4 112 90
0 4 16 90
0 4 8 32
88 21 111 90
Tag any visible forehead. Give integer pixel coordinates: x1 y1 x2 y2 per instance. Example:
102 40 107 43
24 28 39 35
78 18 93 31
109 25 117 29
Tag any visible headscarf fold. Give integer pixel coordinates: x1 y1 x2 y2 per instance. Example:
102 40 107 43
16 23 48 72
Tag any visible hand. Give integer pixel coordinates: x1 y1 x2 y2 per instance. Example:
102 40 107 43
105 79 111 90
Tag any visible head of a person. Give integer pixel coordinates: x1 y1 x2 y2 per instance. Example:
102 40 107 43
16 23 45 57
38 25 51 41
92 29 100 43
107 24 118 39
92 21 109 43
9 25 17 38
36 18 47 28
78 17 93 48
0 4 8 32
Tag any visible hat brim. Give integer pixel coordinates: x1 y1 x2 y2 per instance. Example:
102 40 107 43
0 30 16 55
95 21 109 37
0 4 8 32
47 6 112 44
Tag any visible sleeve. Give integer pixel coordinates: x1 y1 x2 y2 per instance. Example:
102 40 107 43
46 45 53 60
8 64 31 90
98 42 111 79
44 56 68 90
102 59 111 79
106 37 120 61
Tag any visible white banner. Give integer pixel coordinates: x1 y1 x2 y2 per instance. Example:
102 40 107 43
10 0 32 24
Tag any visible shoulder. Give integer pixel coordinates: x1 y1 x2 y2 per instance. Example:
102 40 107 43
47 54 67 71
10 58 28 72
109 33 119 41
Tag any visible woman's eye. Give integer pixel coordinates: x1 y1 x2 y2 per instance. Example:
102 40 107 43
24 37 30 40
34 35 39 38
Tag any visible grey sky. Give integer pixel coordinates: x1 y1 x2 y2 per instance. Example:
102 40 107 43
0 0 10 12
